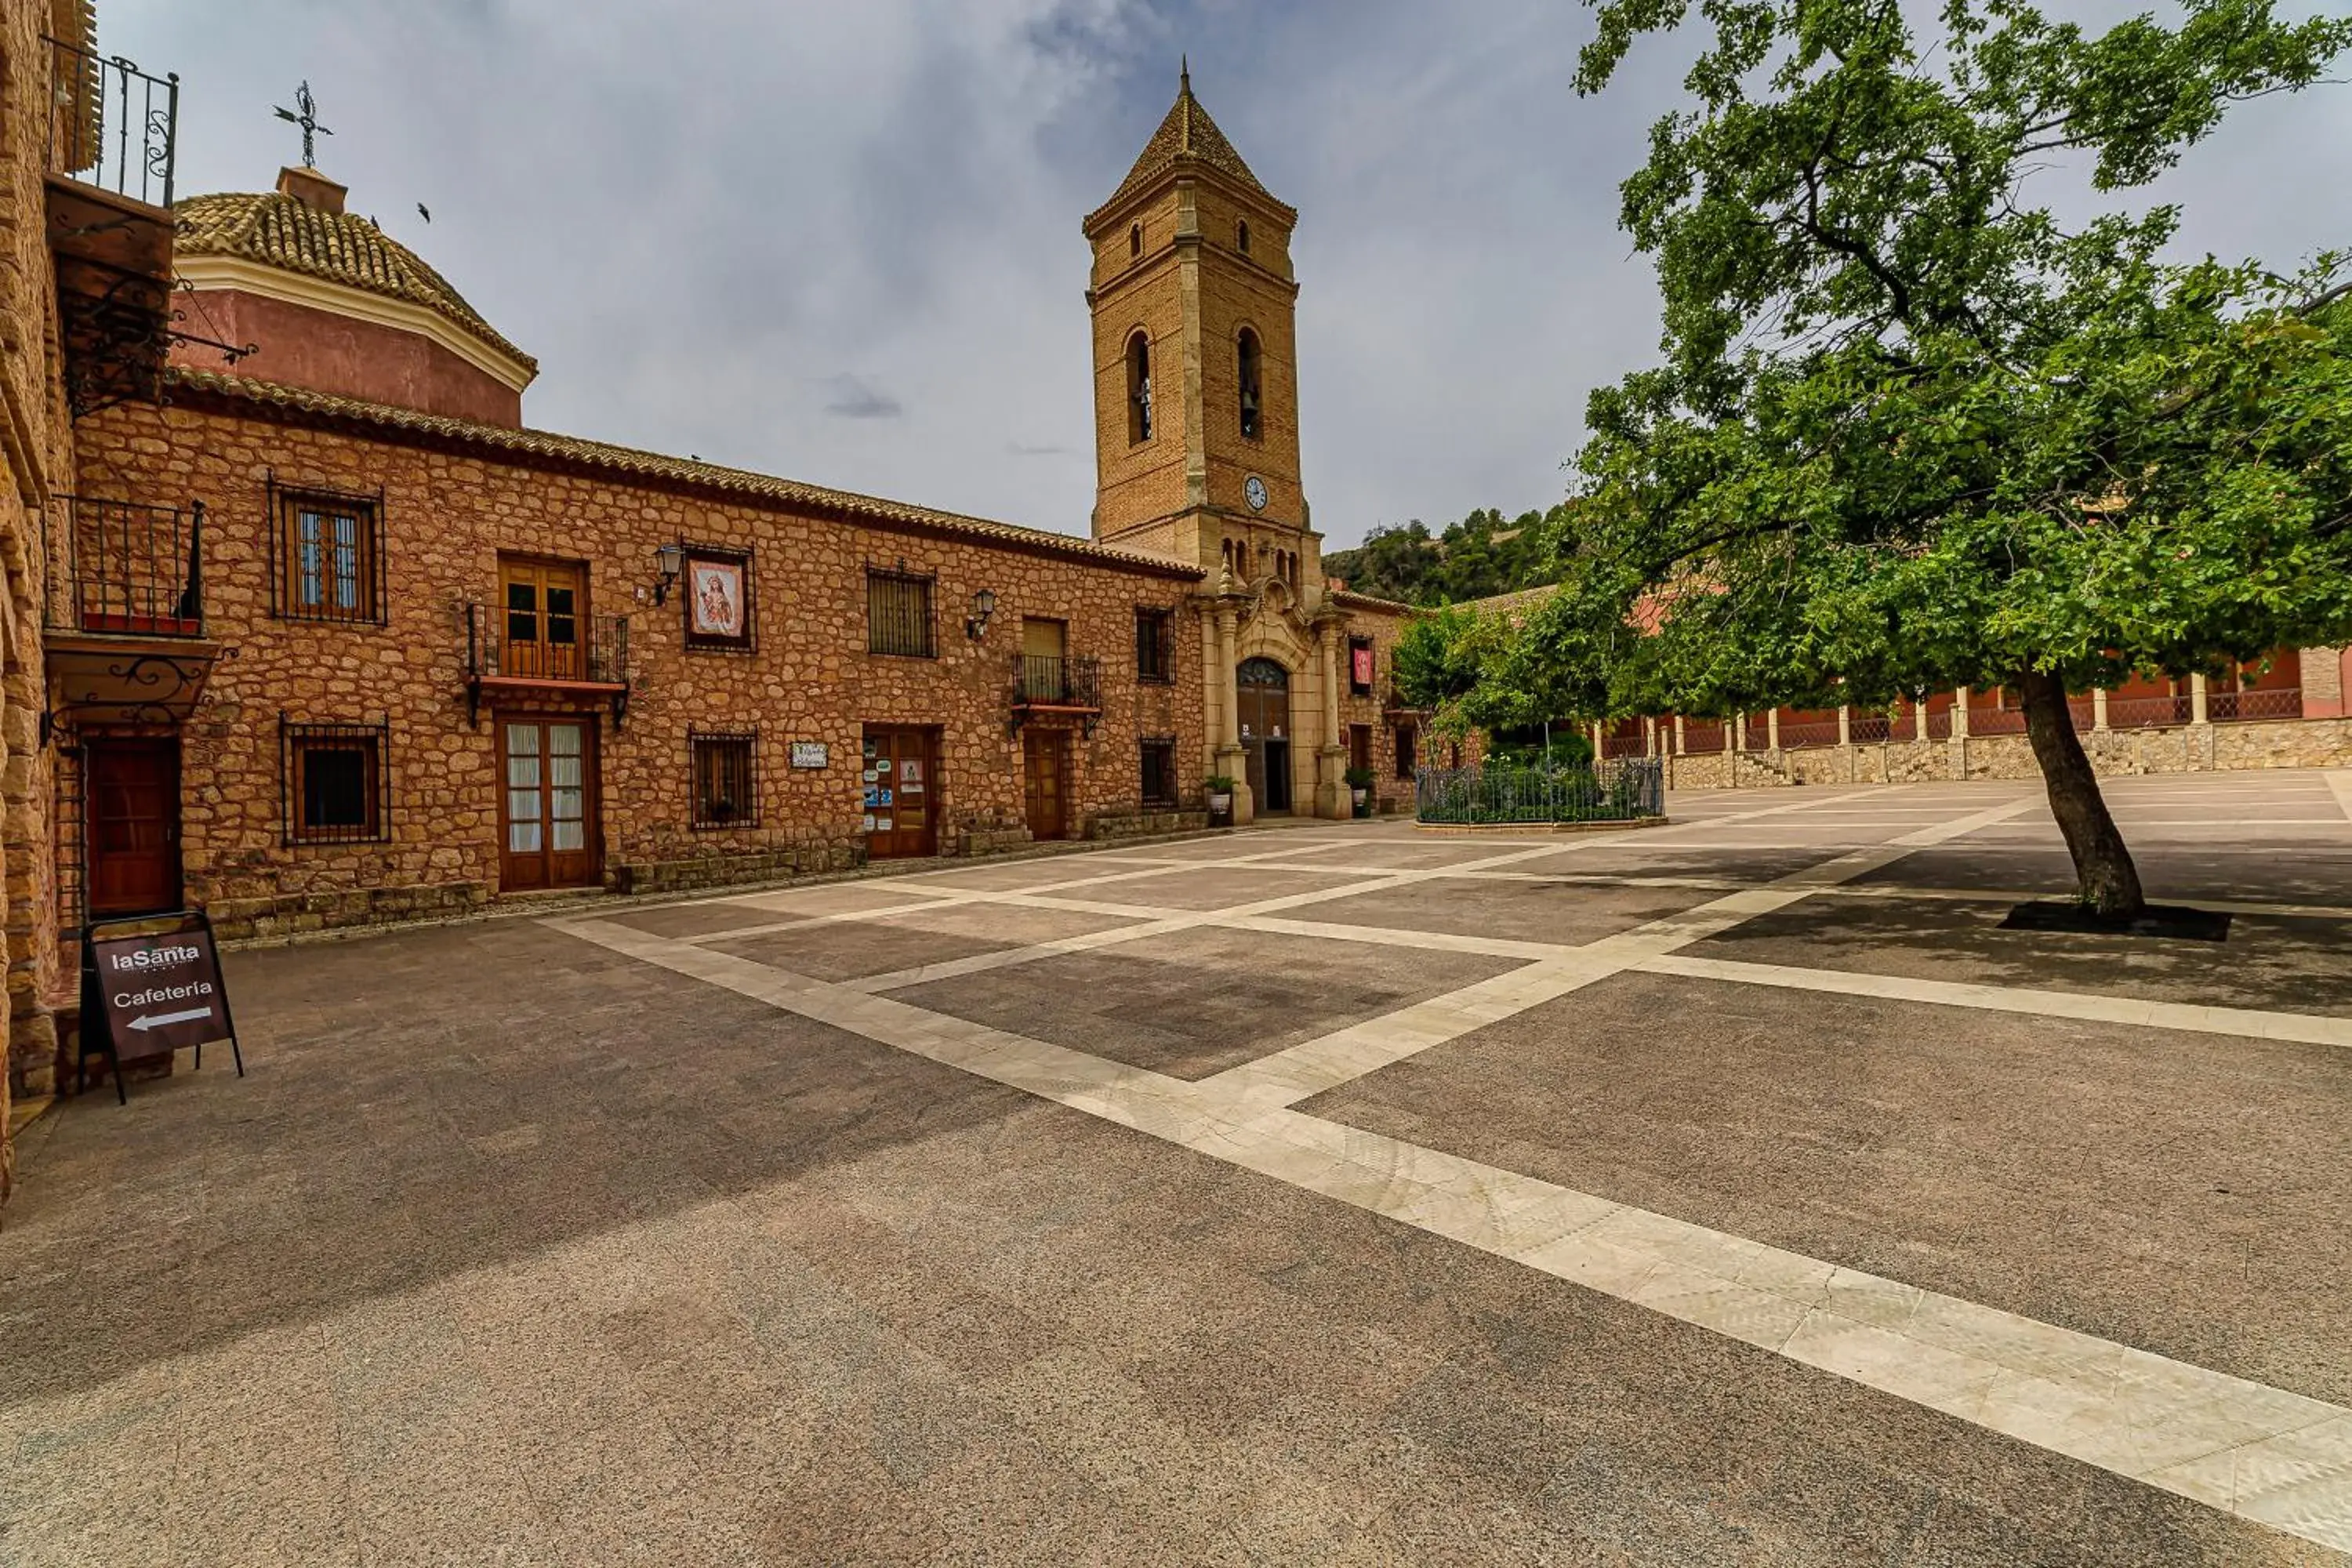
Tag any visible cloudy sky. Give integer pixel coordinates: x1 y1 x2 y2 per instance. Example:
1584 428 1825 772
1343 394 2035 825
114 0 2352 549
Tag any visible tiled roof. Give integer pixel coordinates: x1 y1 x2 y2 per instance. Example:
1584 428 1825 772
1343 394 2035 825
1330 588 1416 615
174 191 538 372
1086 71 1290 230
163 369 1208 579
1455 584 1559 616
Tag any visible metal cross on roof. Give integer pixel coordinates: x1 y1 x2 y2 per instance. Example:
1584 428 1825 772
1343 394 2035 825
272 81 332 169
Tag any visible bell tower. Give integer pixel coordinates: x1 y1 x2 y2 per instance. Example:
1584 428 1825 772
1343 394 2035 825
1081 64 1316 590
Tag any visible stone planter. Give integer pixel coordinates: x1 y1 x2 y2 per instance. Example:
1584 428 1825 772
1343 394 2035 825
1207 792 1233 827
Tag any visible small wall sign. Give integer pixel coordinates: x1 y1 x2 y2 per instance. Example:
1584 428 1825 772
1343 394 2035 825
789 741 829 770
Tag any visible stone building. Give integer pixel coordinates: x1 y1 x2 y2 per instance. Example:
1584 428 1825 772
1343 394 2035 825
3 29 1419 1162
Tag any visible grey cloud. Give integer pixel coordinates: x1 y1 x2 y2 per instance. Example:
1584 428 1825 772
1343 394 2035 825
822 374 905 419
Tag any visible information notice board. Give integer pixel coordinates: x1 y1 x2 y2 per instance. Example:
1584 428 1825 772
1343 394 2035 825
79 909 244 1102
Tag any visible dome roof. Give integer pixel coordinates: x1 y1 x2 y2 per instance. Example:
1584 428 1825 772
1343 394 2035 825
174 188 535 375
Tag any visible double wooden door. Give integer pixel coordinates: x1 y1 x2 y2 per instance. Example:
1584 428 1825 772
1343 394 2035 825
499 717 599 890
87 739 181 916
501 558 586 680
863 727 936 858
1022 730 1068 841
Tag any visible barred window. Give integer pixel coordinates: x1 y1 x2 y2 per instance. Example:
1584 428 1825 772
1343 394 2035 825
691 730 757 827
1348 636 1375 696
1134 607 1173 684
281 717 389 844
1140 735 1178 808
270 477 385 624
866 569 935 657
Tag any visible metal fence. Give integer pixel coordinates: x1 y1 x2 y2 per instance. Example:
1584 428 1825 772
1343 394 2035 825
1416 757 1664 825
45 36 177 207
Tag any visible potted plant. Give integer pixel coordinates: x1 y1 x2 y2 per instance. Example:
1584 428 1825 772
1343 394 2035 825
1203 775 1236 826
1345 764 1376 816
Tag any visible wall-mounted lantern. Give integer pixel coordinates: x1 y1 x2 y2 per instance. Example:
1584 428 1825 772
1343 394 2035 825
965 586 997 641
653 542 684 605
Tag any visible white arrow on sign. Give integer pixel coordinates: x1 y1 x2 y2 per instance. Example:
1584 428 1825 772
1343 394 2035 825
129 1007 212 1032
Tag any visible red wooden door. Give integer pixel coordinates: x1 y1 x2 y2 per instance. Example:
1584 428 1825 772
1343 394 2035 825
87 740 181 916
499 718 599 890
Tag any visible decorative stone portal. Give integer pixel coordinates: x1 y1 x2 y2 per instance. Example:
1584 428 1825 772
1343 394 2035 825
1237 657 1294 813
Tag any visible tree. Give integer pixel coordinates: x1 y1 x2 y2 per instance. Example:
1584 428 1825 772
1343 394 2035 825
1507 0 2352 916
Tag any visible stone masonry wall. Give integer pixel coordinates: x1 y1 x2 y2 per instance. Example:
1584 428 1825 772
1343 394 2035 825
71 389 1207 946
1653 717 2352 791
0 0 80 1190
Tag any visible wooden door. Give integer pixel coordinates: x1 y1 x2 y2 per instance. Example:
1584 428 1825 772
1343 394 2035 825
1022 731 1067 841
87 740 180 916
862 727 937 858
499 717 599 890
500 558 586 680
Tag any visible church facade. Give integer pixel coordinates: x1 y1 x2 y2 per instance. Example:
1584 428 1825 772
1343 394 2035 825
9 31 1419 1133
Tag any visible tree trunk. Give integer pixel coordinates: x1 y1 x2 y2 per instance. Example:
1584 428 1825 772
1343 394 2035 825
2017 670 2144 916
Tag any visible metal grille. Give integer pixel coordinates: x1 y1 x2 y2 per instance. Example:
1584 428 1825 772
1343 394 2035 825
691 730 759 828
1415 758 1664 825
1139 735 1178 808
281 715 391 845
2212 687 2302 723
866 569 935 657
1134 608 1174 683
269 475 386 625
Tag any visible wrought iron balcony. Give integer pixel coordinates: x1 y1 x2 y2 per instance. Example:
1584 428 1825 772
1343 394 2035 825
42 37 194 416
50 495 204 637
45 36 177 208
42 495 220 741
463 601 630 727
1009 653 1102 736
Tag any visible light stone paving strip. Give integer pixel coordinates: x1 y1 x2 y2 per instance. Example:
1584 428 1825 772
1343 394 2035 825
2328 771 2352 822
1642 953 2352 1051
554 903 2352 1554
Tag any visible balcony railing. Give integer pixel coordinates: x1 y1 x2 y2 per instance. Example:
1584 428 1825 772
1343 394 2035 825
1011 653 1102 709
2106 694 2190 730
2212 687 2302 723
464 601 629 726
50 495 203 637
45 36 176 208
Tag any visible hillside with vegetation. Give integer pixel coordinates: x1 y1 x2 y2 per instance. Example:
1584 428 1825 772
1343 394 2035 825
1323 505 1566 606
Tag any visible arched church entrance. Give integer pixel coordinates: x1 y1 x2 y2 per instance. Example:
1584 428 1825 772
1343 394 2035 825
1237 656 1293 814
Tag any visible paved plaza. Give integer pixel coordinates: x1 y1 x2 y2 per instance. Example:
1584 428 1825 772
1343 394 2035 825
6 771 2352 1565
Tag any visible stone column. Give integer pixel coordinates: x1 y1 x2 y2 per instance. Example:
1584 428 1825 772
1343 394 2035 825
2092 688 2110 731
1591 720 1604 760
1215 606 1252 823
1952 688 1970 740
1766 707 1780 750
1643 717 1657 757
1731 713 1744 753
2303 646 2347 719
1837 704 1851 746
1673 714 1686 756
2190 672 2209 725
1315 622 1346 820
1721 720 1733 756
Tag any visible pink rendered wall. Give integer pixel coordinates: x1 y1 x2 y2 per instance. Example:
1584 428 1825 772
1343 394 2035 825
169 287 524 426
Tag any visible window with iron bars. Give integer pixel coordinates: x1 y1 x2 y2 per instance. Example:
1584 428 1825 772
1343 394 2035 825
270 475 387 625
866 568 935 657
1134 607 1174 684
1139 735 1180 808
691 730 758 828
281 716 390 845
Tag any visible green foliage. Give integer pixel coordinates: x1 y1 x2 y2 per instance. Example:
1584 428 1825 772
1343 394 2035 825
1486 724 1595 770
1344 764 1378 789
1500 0 2352 727
1324 506 1570 605
1414 761 1658 825
1203 775 1236 793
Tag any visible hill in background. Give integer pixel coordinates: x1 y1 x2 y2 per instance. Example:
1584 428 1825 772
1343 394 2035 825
1323 505 1566 606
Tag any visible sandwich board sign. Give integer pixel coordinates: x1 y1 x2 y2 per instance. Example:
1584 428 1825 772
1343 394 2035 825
80 910 244 1103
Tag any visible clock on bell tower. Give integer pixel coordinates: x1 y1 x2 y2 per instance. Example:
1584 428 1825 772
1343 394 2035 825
1081 63 1317 591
